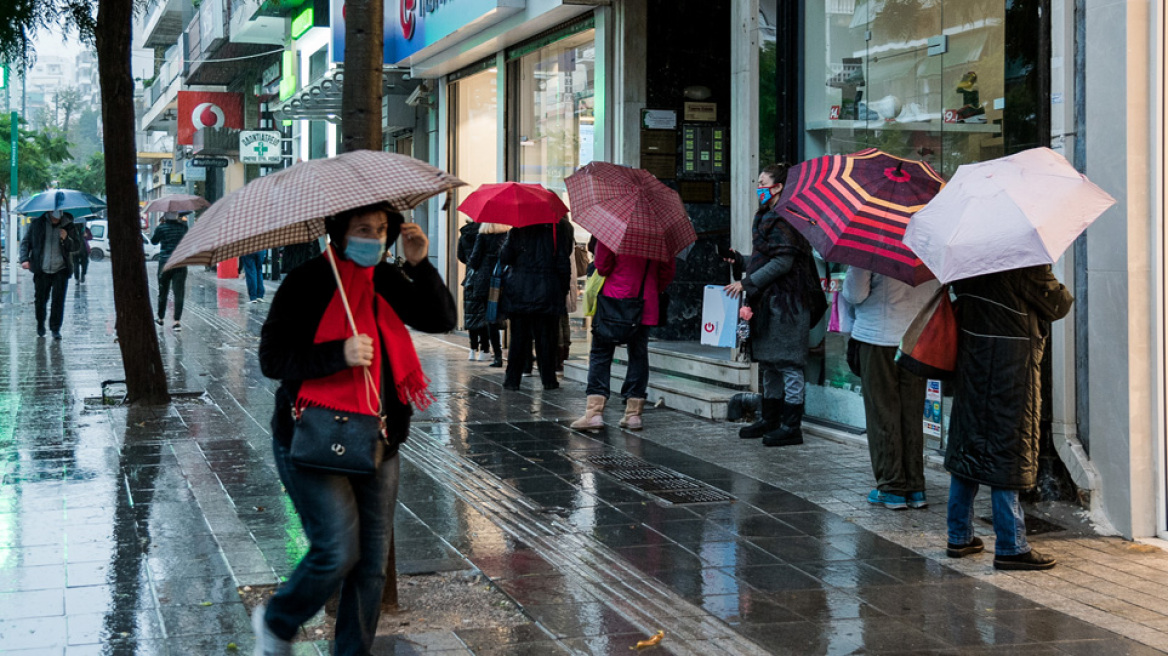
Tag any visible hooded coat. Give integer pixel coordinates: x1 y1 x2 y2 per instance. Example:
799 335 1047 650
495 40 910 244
20 213 80 275
498 222 572 317
944 265 1074 490
463 231 506 330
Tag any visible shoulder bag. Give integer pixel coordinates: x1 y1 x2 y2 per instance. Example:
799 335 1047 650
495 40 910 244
592 261 650 345
895 285 958 380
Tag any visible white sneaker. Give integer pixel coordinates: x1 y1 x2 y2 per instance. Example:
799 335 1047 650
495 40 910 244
467 349 476 361
478 351 489 361
252 601 292 656
896 102 931 123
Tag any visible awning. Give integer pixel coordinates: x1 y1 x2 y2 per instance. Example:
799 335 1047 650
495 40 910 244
272 66 415 122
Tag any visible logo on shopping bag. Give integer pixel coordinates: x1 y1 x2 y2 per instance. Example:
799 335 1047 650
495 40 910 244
704 322 716 333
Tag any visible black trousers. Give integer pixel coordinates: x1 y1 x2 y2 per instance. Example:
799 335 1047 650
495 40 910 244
72 250 88 281
158 267 188 321
34 269 70 332
857 342 927 496
504 313 559 388
470 325 501 356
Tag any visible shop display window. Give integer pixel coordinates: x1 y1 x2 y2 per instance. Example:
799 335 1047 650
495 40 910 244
509 29 596 243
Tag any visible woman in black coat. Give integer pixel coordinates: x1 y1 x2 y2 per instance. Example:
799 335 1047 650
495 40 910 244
498 220 572 390
255 204 455 655
944 264 1073 571
464 222 509 367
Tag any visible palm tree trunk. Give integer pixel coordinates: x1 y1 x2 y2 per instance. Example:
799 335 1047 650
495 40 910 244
96 0 170 405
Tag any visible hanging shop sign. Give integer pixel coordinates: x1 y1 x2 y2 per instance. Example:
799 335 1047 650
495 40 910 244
240 131 284 165
292 6 315 39
178 91 243 145
191 156 230 168
331 0 525 66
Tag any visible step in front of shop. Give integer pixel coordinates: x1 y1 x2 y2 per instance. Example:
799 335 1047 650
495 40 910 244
562 360 735 420
614 344 753 389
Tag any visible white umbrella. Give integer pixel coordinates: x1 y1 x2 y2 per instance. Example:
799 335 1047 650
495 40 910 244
903 148 1116 283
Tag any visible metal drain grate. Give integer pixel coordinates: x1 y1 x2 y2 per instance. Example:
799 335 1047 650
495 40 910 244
581 454 735 505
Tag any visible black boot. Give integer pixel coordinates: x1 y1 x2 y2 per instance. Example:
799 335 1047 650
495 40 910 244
763 403 804 447
739 398 783 439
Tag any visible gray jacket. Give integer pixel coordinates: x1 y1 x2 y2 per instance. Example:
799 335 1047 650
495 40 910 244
842 268 939 347
743 253 810 367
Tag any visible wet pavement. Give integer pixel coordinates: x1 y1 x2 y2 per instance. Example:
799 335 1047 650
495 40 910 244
1 261 1167 654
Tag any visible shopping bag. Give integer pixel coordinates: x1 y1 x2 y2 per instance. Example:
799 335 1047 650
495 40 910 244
485 261 507 324
700 285 738 348
896 286 957 380
582 271 605 317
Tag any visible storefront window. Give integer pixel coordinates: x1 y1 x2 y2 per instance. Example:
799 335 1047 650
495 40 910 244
510 29 596 242
448 67 499 322
802 0 1011 436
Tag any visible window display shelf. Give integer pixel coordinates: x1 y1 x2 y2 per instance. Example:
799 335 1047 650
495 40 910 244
806 119 1001 134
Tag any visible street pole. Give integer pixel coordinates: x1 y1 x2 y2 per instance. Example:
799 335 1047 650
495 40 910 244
8 111 17 288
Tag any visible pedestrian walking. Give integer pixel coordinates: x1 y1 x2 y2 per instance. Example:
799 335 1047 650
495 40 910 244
725 163 827 447
842 267 939 510
20 209 80 339
151 212 189 330
456 219 483 360
465 222 509 367
570 239 675 431
498 221 573 391
943 265 1073 571
240 250 266 303
73 223 90 284
256 204 456 655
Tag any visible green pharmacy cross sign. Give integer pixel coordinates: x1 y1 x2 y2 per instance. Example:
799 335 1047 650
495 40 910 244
239 130 284 165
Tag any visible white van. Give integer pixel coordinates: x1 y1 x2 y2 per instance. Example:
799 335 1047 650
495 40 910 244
85 220 160 262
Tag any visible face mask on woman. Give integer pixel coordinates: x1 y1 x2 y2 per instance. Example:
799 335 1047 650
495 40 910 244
344 236 386 267
757 185 782 205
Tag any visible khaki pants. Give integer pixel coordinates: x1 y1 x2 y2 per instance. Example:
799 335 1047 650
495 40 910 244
858 342 927 496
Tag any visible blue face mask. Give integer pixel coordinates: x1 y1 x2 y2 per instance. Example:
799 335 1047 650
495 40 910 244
757 188 773 205
344 236 386 268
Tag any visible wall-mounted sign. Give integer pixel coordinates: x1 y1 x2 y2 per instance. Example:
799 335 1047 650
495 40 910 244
642 109 677 131
177 91 243 145
279 51 297 102
684 102 717 122
240 131 284 165
292 6 315 39
186 165 207 182
191 156 230 168
331 0 525 66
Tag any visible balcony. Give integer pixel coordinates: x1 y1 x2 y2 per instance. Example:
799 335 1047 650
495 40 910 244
134 0 189 50
185 0 282 86
140 46 184 132
228 0 285 46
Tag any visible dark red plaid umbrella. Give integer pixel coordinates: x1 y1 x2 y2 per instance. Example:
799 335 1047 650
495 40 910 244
565 162 695 262
774 148 945 286
457 182 568 227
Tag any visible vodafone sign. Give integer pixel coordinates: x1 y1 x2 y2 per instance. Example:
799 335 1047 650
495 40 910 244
331 0 525 66
177 91 243 145
192 103 226 130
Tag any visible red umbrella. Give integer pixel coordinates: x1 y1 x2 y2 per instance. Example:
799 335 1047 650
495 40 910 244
457 182 568 227
565 162 695 262
774 148 945 286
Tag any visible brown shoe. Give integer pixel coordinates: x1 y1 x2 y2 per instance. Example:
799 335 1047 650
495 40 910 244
994 549 1057 571
619 398 645 431
570 395 607 431
946 536 985 558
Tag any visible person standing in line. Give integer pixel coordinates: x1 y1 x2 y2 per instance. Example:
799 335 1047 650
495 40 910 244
465 222 510 367
456 219 484 360
498 220 572 391
151 212 190 330
240 250 267 303
570 239 675 431
944 264 1073 571
255 205 456 655
725 163 827 447
20 209 80 340
842 267 939 510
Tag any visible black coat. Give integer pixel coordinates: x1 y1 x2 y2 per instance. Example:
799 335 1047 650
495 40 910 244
945 265 1074 490
463 231 506 330
497 222 572 317
20 215 80 275
150 220 188 269
259 256 456 458
457 222 479 265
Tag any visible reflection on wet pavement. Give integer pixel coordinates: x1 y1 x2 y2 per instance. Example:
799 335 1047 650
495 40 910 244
0 265 1164 655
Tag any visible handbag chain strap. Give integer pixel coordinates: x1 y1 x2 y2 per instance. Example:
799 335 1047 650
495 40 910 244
323 242 386 431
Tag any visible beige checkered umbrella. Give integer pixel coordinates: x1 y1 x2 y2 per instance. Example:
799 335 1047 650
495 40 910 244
164 150 464 270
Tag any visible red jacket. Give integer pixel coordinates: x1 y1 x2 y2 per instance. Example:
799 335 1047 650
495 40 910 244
594 242 676 325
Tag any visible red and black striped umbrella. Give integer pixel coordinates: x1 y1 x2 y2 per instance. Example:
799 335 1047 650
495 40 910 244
774 148 945 286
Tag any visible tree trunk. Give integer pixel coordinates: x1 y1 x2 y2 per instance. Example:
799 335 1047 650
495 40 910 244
339 0 395 611
96 0 170 405
340 0 384 154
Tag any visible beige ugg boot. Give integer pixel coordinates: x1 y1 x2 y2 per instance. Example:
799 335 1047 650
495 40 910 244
570 395 607 430
619 398 646 430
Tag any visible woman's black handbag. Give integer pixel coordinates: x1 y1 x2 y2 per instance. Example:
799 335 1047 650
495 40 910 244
290 407 387 475
592 261 650 345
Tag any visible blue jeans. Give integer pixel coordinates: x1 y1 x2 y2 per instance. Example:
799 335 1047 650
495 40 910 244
240 253 265 301
946 475 1029 556
586 325 649 399
265 438 400 655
